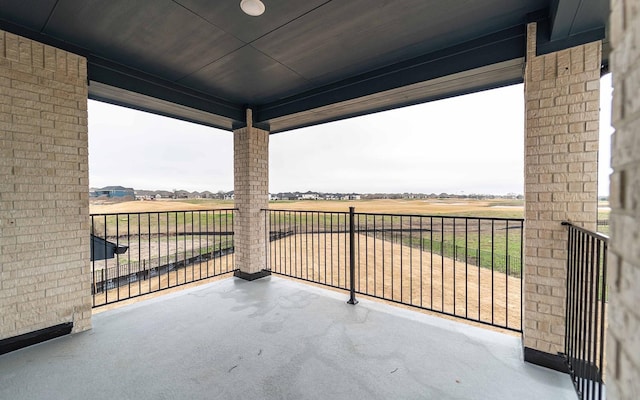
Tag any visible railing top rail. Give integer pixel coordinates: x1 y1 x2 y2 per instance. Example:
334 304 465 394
353 212 524 222
264 208 349 215
90 208 238 217
561 221 609 242
263 208 524 222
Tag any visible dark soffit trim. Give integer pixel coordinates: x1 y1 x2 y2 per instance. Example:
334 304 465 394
88 57 245 123
255 25 527 124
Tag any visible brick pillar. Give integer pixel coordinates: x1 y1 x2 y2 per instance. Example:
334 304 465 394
607 0 640 398
233 112 270 279
523 22 600 368
0 30 91 342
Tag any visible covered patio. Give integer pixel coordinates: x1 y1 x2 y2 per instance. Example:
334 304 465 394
0 276 576 400
2 0 639 399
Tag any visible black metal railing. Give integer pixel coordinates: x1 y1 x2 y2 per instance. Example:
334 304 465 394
562 222 608 400
596 219 609 235
90 209 236 307
265 209 350 290
265 208 524 332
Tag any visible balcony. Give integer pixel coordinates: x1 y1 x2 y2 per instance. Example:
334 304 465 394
3 207 609 399
0 276 577 400
0 2 624 397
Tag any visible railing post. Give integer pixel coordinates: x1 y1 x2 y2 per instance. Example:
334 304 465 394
347 206 358 305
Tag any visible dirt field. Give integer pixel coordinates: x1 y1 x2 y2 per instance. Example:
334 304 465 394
90 199 235 214
90 198 614 219
93 254 234 307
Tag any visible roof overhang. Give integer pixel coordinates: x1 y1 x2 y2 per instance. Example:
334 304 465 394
0 1 609 133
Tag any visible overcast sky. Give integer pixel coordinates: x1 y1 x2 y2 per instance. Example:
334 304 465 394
88 75 613 196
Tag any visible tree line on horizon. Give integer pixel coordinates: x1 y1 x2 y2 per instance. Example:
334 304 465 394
92 186 528 201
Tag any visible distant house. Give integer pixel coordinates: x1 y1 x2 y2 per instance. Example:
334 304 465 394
301 192 319 200
224 191 234 200
174 190 189 199
91 186 135 198
277 192 298 200
90 235 128 261
134 189 159 200
156 190 173 199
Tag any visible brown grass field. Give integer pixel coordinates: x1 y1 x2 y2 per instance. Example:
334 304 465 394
92 254 234 309
91 198 525 218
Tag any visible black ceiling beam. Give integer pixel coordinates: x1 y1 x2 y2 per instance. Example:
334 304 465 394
540 0 608 56
534 16 606 57
549 0 580 40
549 0 609 41
87 57 245 124
254 25 527 124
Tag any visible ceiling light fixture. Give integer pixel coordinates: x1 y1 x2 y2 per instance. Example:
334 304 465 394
240 0 265 17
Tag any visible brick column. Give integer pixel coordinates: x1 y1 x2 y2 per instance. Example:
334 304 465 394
0 30 91 343
523 23 600 368
607 0 640 398
233 112 270 279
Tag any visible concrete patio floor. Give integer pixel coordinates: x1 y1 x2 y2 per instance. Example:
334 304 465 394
0 276 576 400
